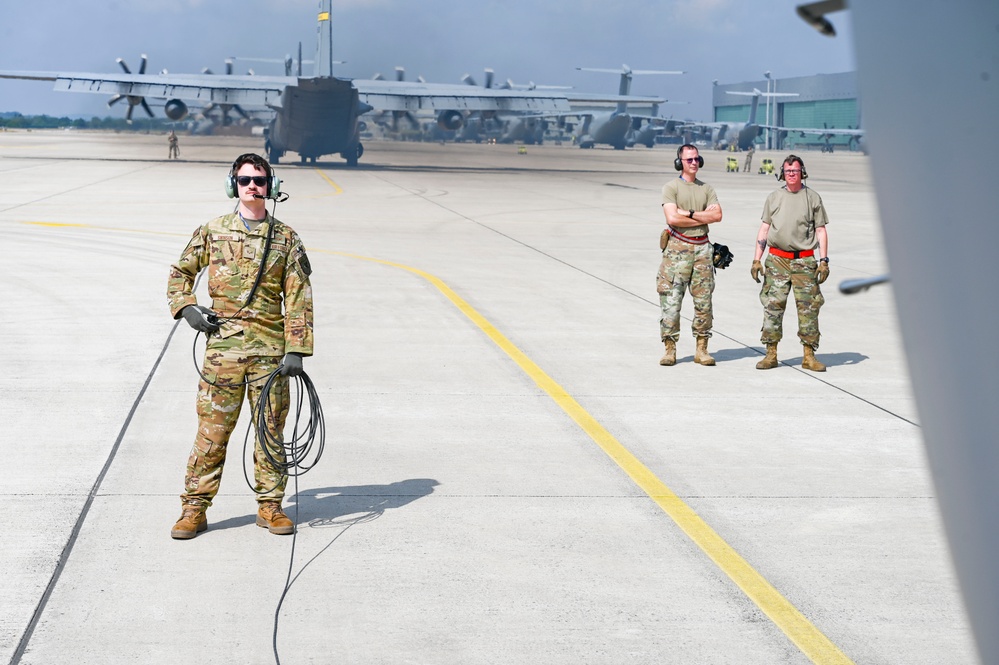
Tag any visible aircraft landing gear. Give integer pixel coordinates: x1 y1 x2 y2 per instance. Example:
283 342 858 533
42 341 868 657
344 142 364 167
266 141 282 165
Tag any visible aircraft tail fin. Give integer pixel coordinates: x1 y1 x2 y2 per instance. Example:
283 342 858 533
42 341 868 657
577 65 683 114
726 89 799 124
315 0 333 77
748 93 761 125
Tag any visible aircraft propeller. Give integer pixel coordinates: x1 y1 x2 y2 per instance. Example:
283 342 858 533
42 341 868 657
200 59 251 126
107 54 155 122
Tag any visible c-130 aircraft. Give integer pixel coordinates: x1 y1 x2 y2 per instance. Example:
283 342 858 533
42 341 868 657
0 0 661 166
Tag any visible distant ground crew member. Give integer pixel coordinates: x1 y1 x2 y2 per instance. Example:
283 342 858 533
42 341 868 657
750 154 830 371
657 144 723 366
743 144 755 172
168 130 179 159
167 152 314 539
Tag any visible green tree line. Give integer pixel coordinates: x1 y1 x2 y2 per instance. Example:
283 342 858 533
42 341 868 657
0 113 175 131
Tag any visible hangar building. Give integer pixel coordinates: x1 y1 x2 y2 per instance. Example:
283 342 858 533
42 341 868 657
712 71 860 151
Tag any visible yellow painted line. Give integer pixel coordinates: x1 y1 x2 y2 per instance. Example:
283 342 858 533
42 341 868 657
17 221 188 237
313 168 343 195
320 248 855 665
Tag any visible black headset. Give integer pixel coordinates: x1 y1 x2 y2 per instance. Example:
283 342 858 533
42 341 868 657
674 144 704 171
225 153 281 199
777 154 808 181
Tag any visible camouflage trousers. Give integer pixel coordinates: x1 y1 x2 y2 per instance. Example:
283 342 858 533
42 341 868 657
180 351 289 509
656 239 715 341
758 254 824 348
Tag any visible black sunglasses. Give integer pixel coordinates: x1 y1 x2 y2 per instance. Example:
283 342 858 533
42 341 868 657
236 176 268 187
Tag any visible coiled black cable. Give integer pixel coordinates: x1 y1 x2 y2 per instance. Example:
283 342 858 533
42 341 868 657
243 367 325 492
188 330 325 485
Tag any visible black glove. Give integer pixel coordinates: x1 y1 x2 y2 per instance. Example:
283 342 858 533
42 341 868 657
279 352 304 377
181 305 220 334
712 243 733 269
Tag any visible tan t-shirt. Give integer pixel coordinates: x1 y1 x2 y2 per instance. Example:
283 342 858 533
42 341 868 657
761 186 828 251
661 177 719 237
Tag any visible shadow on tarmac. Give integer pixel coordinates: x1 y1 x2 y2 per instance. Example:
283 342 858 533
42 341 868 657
289 478 440 527
706 347 764 363
786 351 869 368
677 347 869 368
204 479 439 532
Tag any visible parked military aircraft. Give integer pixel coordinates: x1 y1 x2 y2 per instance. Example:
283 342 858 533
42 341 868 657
569 66 683 149
461 73 564 144
626 106 687 148
682 89 798 151
0 1 661 165
760 121 866 153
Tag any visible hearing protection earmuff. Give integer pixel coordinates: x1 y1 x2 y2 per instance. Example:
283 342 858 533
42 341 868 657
224 153 281 199
777 154 808 181
674 144 704 171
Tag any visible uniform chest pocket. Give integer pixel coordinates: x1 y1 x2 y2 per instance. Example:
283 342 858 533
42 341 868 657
260 239 288 278
208 234 244 268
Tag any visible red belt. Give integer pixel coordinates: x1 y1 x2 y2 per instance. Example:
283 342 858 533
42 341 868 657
668 228 710 245
769 247 814 259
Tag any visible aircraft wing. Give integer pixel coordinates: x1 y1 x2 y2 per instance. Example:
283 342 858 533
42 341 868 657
1 67 663 122
760 124 864 137
353 79 572 113
0 70 292 106
678 121 727 130
353 81 664 113
564 93 664 105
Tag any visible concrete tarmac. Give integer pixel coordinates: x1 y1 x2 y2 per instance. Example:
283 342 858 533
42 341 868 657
0 130 978 664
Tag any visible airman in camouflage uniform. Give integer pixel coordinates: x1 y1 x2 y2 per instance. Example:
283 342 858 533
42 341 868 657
751 154 830 372
657 144 724 366
168 130 179 159
168 153 314 539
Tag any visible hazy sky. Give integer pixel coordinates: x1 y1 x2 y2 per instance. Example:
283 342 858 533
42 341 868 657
0 0 855 121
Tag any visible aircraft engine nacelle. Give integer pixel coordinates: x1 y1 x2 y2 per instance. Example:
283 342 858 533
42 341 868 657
164 99 189 121
437 110 464 131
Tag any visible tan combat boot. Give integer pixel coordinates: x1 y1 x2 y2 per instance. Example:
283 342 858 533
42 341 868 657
802 346 826 372
694 336 716 366
257 502 294 535
171 505 207 540
756 343 778 370
659 339 676 366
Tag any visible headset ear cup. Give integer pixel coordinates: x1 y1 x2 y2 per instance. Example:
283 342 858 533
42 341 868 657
225 174 237 198
697 156 704 167
270 175 281 198
674 158 682 171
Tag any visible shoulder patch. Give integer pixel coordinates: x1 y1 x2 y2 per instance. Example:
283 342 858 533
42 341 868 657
295 247 312 276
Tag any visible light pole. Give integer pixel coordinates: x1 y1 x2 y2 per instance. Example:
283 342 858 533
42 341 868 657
764 71 772 150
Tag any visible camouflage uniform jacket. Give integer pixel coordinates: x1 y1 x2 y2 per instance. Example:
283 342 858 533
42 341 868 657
167 212 313 357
